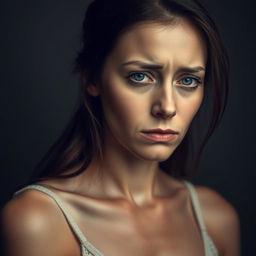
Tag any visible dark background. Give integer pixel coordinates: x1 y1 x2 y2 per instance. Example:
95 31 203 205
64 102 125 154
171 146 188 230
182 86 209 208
1 0 255 255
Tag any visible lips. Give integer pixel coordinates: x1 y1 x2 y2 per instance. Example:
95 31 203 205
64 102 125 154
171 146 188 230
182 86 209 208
141 128 179 134
140 128 179 142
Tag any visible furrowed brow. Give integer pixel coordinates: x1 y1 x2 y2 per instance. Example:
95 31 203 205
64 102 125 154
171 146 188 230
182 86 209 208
121 61 205 73
121 61 163 70
177 66 205 73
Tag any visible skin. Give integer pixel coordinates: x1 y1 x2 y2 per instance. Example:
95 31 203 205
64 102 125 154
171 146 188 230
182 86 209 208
86 20 205 205
1 20 240 256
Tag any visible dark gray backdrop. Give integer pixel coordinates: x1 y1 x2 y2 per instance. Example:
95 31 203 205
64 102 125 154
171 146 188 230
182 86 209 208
1 1 255 255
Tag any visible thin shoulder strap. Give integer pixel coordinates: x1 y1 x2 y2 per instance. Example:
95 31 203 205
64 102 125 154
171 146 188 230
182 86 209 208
183 181 207 231
14 185 104 256
183 181 218 256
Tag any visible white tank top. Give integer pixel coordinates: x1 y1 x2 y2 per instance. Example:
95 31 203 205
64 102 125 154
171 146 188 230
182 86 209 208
14 181 218 256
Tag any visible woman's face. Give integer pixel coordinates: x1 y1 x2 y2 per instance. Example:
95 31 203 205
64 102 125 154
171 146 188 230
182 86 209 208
90 20 207 162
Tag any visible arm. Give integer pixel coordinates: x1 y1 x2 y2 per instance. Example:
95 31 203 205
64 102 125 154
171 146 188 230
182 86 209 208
196 186 240 256
1 190 79 256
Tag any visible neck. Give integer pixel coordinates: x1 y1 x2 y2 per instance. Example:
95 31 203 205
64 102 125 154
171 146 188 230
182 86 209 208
98 152 160 205
82 133 167 207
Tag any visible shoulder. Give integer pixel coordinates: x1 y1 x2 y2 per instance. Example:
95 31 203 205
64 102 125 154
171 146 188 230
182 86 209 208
194 185 240 256
1 188 79 256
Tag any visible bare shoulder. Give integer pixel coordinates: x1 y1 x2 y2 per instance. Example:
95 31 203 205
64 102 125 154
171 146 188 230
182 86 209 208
1 189 79 256
195 185 240 256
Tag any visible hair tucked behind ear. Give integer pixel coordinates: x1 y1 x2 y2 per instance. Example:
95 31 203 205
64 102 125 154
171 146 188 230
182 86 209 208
31 0 229 182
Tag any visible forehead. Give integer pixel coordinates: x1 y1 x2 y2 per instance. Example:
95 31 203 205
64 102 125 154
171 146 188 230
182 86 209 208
106 20 207 68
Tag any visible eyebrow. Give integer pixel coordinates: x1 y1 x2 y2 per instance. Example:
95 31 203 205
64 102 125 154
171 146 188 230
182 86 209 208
121 60 205 73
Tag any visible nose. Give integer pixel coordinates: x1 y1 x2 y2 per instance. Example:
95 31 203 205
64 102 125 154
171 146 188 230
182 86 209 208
151 86 176 120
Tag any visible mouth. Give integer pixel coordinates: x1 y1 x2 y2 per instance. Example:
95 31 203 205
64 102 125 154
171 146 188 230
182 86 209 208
140 129 179 142
141 128 179 134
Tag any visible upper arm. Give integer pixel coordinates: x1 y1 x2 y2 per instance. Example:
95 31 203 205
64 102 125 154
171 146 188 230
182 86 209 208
196 186 240 256
1 190 79 256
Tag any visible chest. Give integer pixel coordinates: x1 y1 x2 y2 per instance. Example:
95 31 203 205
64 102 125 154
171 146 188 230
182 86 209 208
66 198 205 256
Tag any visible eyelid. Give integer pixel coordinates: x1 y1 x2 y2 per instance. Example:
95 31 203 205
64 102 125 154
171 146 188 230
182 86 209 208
177 73 202 80
126 71 203 88
175 75 202 90
177 75 202 84
127 71 156 84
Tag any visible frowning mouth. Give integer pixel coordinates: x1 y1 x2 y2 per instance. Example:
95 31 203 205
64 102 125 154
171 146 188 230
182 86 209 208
140 129 179 142
141 128 179 134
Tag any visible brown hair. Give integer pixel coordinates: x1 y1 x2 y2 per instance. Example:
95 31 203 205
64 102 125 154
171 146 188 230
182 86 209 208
32 0 229 182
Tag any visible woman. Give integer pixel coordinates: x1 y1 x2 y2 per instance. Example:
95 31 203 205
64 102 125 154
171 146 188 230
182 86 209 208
1 0 240 255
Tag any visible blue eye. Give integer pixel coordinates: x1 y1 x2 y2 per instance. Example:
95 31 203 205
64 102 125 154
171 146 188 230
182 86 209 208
131 73 146 81
178 77 201 88
181 77 194 85
128 72 153 84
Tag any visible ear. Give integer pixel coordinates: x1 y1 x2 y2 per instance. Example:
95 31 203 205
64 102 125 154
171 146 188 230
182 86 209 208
86 82 100 96
86 78 100 97
80 70 100 97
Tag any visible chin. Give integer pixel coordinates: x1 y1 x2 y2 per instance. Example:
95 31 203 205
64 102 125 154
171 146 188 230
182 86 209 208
135 146 176 162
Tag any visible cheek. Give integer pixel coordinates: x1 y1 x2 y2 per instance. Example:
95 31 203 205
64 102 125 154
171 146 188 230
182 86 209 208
178 91 203 127
100 80 144 131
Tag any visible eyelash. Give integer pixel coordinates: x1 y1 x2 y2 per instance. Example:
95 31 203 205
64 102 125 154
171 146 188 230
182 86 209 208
127 72 202 89
176 76 202 89
127 72 154 84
